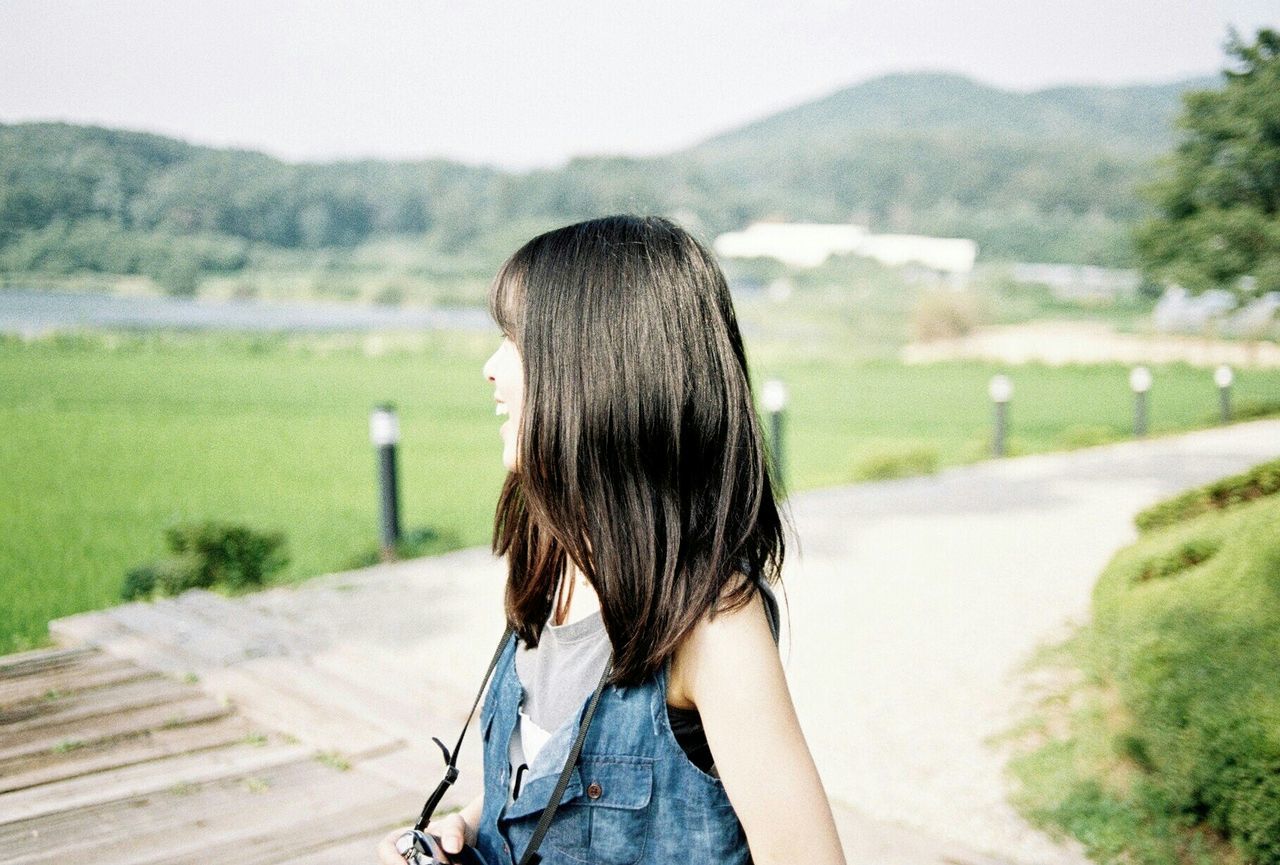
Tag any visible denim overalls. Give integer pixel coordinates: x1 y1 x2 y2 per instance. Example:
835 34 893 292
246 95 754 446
473 621 760 865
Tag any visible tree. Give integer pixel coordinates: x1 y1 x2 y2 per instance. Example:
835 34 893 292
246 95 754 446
1134 28 1280 298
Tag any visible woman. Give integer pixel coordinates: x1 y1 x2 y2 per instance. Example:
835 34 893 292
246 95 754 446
379 215 845 865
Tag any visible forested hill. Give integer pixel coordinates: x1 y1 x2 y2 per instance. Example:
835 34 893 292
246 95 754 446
0 71 1216 278
688 72 1203 157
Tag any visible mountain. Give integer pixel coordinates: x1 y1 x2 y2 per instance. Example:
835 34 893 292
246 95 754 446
0 71 1221 271
686 72 1211 158
655 72 1217 263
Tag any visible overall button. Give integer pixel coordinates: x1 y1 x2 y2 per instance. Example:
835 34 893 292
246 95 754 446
586 782 603 799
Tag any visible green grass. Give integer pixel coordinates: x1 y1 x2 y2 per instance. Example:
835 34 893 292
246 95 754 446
2 328 1278 655
748 353 1280 492
0 329 510 653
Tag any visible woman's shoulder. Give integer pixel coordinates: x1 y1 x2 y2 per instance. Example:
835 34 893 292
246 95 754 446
704 565 781 644
667 569 781 709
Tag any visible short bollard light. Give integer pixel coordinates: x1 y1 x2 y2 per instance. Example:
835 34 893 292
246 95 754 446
762 379 788 488
1129 366 1153 438
1214 364 1234 424
988 374 1013 457
369 403 402 561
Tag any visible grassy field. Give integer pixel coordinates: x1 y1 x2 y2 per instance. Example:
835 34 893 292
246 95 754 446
2 326 1279 655
0 329 510 654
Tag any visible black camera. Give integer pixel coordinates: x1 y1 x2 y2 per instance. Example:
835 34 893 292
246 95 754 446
394 829 487 865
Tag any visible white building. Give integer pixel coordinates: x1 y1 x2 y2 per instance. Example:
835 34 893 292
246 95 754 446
713 221 977 275
713 222 869 268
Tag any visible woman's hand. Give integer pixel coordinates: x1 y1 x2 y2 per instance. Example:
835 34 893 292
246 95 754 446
376 812 472 864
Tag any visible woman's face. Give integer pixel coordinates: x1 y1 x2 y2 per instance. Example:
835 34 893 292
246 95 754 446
483 336 524 471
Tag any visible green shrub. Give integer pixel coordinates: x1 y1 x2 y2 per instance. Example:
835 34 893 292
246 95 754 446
1231 397 1280 422
849 445 940 481
158 256 201 297
1103 501 1280 859
230 280 259 300
117 554 207 599
1224 755 1280 865
960 432 1030 462
312 274 359 301
372 280 406 306
163 521 289 590
1056 424 1121 450
1131 536 1222 583
121 520 289 600
343 524 462 569
120 563 159 600
1134 457 1280 532
908 287 983 342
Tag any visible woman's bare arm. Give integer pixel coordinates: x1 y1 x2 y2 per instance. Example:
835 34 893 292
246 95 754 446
671 590 846 865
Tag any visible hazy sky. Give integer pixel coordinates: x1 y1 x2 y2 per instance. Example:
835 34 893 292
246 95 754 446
2 1 1275 170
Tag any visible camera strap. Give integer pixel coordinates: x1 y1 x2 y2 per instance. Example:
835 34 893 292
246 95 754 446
413 624 516 832
413 624 614 865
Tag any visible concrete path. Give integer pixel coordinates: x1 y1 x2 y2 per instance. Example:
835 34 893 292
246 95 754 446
46 418 1280 865
780 417 1279 864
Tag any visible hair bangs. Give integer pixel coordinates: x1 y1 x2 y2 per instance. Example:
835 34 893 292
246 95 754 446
487 251 528 344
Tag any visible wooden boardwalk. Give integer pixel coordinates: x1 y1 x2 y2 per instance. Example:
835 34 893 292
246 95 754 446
1 543 1036 865
0 572 491 865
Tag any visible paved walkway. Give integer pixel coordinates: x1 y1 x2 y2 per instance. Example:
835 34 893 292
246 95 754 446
43 418 1280 865
781 417 1279 863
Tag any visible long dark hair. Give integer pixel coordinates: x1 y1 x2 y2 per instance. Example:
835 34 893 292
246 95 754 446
488 214 789 686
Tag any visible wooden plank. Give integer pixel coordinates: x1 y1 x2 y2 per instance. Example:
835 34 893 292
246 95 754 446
0 757 338 860
0 652 158 706
50 614 214 681
139 794 419 865
308 639 477 723
47 614 359 764
169 589 324 657
0 646 95 680
0 690 229 765
357 739 483 813
194 665 399 758
235 655 428 744
0 757 416 865
0 740 314 824
273 833 388 865
0 651 154 706
0 705 248 794
0 675 189 734
106 601 257 667
49 612 397 757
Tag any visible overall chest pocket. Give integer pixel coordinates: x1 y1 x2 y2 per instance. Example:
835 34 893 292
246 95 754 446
556 757 654 865
510 756 655 865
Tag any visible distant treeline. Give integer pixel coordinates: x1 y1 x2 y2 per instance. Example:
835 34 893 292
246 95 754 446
0 72 1211 288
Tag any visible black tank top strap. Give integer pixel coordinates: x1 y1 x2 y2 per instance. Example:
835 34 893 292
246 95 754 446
746 560 781 646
